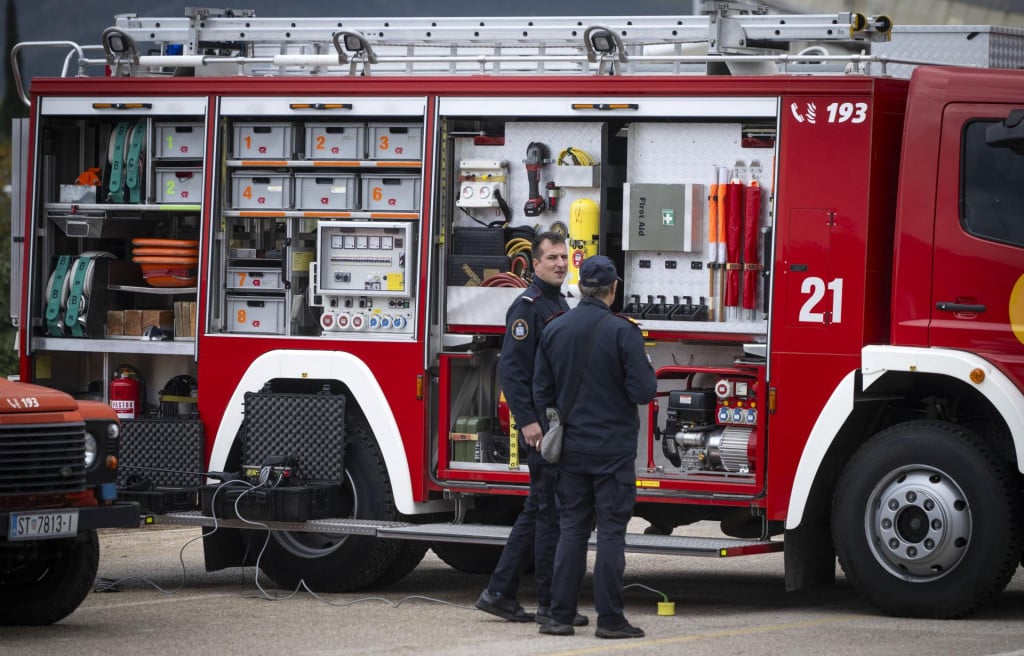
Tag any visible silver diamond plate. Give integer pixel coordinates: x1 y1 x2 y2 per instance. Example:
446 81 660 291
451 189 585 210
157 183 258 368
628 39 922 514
873 25 1024 78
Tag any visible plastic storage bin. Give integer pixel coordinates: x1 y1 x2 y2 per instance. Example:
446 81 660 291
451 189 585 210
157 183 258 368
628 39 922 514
231 171 291 209
367 123 422 160
226 296 286 333
226 267 285 291
360 173 420 211
231 122 296 159
154 123 206 159
304 123 365 159
294 173 358 210
155 167 203 203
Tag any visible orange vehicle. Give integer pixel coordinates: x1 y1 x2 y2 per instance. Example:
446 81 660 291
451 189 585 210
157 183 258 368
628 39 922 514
0 379 137 625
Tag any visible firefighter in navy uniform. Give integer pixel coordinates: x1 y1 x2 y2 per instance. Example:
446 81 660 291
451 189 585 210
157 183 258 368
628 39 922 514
475 232 587 627
533 255 657 639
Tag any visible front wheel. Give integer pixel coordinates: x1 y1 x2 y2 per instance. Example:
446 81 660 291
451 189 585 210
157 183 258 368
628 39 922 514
832 420 1021 618
0 530 100 625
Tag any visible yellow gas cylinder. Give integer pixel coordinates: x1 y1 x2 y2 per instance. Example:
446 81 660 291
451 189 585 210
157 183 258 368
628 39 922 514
568 198 600 289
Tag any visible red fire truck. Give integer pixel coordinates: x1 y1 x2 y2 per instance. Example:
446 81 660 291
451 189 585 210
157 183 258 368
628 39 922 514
9 6 1024 618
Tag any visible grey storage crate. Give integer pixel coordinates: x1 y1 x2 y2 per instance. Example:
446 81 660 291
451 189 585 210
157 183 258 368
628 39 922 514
231 170 291 209
360 173 421 211
367 123 423 160
155 123 206 159
294 172 358 210
155 167 203 204
304 123 366 159
232 122 296 159
226 296 286 333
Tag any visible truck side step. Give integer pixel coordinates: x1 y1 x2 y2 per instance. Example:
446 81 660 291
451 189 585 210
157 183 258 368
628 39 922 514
151 511 783 557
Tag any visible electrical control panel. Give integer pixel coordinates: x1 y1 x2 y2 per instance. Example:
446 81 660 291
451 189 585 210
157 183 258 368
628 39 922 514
310 221 416 337
456 159 508 208
314 221 414 295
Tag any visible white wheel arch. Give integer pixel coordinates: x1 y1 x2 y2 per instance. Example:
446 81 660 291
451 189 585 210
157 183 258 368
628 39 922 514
786 345 1024 530
207 349 448 515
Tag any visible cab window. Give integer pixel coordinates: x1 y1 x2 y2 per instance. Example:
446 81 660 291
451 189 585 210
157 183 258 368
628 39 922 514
961 119 1024 248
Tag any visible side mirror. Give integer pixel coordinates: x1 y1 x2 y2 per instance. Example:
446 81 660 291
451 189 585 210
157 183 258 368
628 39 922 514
985 109 1024 154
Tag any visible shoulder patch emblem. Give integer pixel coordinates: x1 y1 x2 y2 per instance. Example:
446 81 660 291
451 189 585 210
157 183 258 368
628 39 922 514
511 318 529 341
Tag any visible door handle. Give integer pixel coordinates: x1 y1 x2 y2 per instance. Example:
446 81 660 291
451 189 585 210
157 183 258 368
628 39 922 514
936 302 986 313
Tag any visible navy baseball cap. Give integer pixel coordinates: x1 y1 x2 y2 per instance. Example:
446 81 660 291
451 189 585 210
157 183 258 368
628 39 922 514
579 255 621 287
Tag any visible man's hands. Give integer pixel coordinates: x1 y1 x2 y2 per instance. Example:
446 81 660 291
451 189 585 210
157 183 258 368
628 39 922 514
521 421 543 448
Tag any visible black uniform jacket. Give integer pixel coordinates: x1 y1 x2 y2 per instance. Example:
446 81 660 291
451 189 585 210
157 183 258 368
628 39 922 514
498 276 569 429
533 296 657 458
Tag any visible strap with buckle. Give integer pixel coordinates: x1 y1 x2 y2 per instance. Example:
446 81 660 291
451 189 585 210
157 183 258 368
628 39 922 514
107 121 130 202
45 255 73 337
64 255 93 337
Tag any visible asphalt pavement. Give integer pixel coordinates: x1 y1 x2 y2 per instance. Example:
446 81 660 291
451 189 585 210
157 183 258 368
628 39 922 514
2 523 1024 655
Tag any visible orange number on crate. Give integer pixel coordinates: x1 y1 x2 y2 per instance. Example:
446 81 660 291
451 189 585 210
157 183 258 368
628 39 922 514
237 272 247 287
244 135 252 150
242 185 253 200
165 179 176 196
315 135 327 151
237 309 247 324
378 135 390 152
372 186 383 202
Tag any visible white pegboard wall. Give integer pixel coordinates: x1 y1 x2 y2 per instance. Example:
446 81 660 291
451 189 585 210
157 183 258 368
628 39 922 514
452 122 603 233
624 122 773 334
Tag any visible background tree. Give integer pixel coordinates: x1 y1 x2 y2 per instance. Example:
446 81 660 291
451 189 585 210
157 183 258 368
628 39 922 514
0 0 25 377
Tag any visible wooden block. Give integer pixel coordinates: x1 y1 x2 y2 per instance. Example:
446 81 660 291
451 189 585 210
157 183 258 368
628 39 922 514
189 301 197 337
124 310 143 337
173 302 186 338
105 310 124 336
142 309 174 332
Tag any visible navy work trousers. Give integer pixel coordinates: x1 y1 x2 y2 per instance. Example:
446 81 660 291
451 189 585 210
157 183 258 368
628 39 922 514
549 450 636 629
486 455 558 607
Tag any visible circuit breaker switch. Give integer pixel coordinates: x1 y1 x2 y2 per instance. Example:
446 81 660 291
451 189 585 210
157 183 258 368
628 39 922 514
456 159 508 208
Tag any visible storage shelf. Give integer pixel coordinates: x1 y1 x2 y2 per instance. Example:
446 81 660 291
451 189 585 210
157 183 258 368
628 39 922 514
45 202 202 213
223 210 419 220
226 159 421 168
33 337 195 355
108 284 197 295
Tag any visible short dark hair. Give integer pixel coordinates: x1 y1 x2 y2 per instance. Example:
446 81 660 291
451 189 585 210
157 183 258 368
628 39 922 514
579 282 615 298
531 231 565 261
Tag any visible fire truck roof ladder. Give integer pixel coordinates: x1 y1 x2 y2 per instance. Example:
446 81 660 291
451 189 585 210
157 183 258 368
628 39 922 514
104 4 892 77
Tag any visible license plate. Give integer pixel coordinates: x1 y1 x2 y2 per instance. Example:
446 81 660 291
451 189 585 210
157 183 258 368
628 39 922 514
8 510 79 541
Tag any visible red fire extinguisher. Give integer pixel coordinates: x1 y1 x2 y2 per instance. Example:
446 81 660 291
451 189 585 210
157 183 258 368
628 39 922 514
110 365 143 420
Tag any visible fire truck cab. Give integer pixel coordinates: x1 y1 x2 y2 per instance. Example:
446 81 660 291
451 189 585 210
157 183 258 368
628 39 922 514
9 5 1024 618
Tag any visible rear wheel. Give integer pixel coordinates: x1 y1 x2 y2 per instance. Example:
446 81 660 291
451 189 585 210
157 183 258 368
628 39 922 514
832 420 1021 618
0 530 99 625
375 540 429 587
431 541 504 574
253 409 400 592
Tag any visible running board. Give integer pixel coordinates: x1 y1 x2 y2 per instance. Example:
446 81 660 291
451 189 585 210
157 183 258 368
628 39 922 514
152 512 783 558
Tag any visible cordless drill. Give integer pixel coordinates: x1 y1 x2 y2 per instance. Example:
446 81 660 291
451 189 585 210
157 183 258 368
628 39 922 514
523 142 549 217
